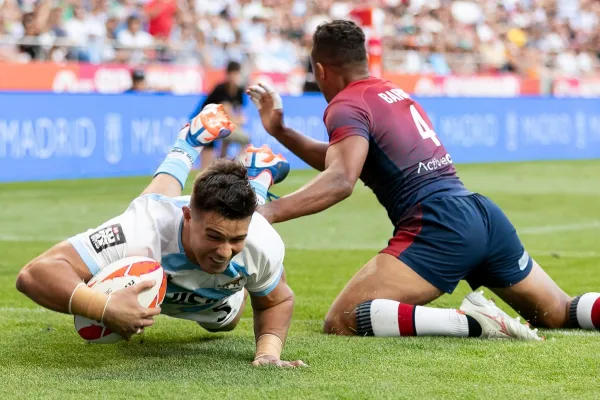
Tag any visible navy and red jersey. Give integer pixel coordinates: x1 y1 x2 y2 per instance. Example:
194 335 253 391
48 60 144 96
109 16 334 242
323 77 471 226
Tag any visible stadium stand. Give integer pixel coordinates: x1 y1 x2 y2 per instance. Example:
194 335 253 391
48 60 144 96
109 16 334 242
0 0 598 77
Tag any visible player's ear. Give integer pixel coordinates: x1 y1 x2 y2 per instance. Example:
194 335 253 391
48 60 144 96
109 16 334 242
182 206 192 222
315 62 326 81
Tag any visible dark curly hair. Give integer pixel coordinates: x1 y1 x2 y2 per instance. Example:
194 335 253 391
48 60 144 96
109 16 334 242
311 20 367 67
190 159 256 220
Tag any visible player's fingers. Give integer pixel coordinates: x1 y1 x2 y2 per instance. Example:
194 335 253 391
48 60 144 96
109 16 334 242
247 85 267 97
139 318 155 327
289 360 307 367
132 280 156 293
143 307 162 317
249 97 261 110
258 82 276 93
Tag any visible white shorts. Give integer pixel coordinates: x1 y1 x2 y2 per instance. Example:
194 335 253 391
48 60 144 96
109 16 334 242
164 290 246 331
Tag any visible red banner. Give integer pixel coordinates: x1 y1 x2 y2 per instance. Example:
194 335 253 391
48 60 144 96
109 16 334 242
0 62 224 94
382 73 541 97
6 62 600 98
0 62 79 91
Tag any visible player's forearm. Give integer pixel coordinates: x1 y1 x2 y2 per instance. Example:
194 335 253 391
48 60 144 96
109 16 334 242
16 258 90 314
273 127 328 171
253 296 294 355
268 168 353 223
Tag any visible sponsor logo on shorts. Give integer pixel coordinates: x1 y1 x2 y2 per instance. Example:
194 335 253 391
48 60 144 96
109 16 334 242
417 153 453 174
518 251 530 271
89 224 126 253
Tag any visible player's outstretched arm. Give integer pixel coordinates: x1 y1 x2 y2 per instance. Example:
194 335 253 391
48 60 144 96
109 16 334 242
247 83 328 171
141 104 235 197
260 135 368 224
249 273 306 368
15 241 161 340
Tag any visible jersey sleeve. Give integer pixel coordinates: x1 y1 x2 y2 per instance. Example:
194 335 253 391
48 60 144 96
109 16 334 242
324 100 371 145
66 196 162 276
243 214 285 296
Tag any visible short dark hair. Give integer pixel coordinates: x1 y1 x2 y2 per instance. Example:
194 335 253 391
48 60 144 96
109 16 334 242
191 159 256 220
226 61 242 74
312 20 367 67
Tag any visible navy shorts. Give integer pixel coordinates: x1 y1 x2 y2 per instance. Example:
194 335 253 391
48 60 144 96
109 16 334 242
381 193 533 294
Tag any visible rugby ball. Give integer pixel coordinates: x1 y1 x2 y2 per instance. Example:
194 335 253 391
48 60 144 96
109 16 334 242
74 256 167 344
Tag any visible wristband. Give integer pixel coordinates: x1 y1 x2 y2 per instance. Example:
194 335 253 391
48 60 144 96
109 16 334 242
255 333 283 359
69 283 109 322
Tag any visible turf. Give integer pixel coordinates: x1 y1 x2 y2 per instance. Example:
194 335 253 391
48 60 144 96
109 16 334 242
1 160 600 399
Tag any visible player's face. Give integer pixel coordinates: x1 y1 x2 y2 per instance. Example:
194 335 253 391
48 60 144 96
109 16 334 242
186 209 250 274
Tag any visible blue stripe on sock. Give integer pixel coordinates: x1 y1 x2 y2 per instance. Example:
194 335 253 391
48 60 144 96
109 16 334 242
154 157 191 189
249 180 268 203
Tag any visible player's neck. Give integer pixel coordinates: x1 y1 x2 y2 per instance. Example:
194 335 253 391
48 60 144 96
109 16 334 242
326 72 371 102
343 72 371 87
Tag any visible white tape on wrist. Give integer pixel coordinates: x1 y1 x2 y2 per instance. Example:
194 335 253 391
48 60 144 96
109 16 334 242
100 294 112 324
68 282 86 315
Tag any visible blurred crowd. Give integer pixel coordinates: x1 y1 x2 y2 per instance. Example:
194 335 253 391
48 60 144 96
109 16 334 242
0 0 598 77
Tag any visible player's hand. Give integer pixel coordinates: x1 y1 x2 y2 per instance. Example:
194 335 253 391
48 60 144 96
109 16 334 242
101 280 161 341
246 83 285 136
251 354 307 368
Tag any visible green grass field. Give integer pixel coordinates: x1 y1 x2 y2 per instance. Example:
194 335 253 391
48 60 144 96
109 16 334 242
1 160 600 399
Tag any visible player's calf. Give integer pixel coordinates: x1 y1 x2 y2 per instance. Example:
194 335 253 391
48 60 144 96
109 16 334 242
146 104 235 196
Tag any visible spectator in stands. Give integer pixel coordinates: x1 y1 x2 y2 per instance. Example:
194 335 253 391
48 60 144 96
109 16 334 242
2 0 599 78
19 12 42 60
64 5 92 61
125 68 147 92
117 14 154 64
144 0 179 40
189 60 250 171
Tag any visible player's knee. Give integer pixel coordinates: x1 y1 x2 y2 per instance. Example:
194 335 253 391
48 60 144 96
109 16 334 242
203 322 238 333
323 306 356 336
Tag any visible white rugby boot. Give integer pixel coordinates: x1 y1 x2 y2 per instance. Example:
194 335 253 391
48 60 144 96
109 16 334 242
460 290 544 341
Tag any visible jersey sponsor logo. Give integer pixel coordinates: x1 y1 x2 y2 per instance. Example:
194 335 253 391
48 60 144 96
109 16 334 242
218 276 245 291
417 153 453 174
88 224 126 253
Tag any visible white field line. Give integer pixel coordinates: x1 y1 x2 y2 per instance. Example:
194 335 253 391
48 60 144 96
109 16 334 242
518 221 600 235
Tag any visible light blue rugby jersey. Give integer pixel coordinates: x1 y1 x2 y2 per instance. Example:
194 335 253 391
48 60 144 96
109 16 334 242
68 194 285 318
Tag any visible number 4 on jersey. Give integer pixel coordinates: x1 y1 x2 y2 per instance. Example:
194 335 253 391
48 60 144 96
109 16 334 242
410 105 441 146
